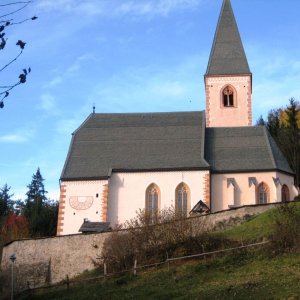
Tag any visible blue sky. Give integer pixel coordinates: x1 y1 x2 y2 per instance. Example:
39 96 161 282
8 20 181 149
1 0 300 201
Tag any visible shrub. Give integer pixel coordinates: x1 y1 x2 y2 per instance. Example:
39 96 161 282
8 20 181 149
100 208 230 273
270 203 300 251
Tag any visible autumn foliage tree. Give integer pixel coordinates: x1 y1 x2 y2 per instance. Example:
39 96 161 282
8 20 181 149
0 1 37 108
1 212 30 241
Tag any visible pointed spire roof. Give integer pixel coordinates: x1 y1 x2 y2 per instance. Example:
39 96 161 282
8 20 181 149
206 0 251 76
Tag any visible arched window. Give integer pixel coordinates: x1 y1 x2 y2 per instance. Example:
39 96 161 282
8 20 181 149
175 183 190 217
145 183 160 224
222 85 235 107
281 184 290 202
257 182 269 204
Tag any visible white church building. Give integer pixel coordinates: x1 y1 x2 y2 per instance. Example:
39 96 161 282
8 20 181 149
57 0 298 236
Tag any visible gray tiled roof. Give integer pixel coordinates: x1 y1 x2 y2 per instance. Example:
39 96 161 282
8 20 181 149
205 126 293 174
61 111 209 180
206 0 251 76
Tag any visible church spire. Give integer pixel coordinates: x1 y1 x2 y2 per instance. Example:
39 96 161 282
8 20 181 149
206 0 251 76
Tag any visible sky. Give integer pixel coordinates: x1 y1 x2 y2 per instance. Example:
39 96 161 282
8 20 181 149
1 0 300 201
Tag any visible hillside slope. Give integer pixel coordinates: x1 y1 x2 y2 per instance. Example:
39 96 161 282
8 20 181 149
18 202 300 300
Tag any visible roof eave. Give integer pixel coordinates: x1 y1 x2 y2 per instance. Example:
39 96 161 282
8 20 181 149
210 168 295 176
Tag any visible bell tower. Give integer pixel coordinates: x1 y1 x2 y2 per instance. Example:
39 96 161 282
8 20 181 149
205 0 252 128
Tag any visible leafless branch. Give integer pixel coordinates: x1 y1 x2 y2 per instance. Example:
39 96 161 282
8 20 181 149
0 1 31 7
0 2 31 19
0 50 23 72
0 18 13 24
10 16 37 25
0 82 20 96
0 85 15 89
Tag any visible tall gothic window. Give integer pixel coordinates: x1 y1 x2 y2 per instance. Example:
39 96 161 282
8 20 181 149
175 183 190 217
145 184 160 224
257 182 269 204
281 184 290 202
222 85 234 107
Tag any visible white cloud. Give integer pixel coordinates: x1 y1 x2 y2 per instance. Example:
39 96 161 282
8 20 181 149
249 49 300 121
56 118 84 135
35 0 108 15
152 81 187 97
44 76 63 88
36 0 203 18
0 130 35 144
40 93 56 111
43 53 98 90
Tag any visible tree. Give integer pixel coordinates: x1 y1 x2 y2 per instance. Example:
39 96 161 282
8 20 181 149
1 212 30 241
0 1 37 108
258 98 300 187
0 184 14 217
278 99 300 187
24 168 58 237
255 115 265 126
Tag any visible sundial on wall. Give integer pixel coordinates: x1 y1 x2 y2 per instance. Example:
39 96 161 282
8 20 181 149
69 196 94 210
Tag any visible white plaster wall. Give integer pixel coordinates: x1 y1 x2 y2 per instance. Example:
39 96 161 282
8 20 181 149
62 180 108 235
206 76 251 127
108 170 209 226
211 171 297 212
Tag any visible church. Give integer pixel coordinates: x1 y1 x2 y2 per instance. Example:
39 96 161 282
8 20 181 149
57 0 298 236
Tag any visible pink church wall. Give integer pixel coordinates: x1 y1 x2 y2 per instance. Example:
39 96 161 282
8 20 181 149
211 171 297 212
205 75 252 127
107 170 209 227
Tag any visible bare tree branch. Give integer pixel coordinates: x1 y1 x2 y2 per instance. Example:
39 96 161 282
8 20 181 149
0 18 13 24
0 1 36 108
10 16 37 25
0 2 30 19
0 2 31 7
0 50 23 72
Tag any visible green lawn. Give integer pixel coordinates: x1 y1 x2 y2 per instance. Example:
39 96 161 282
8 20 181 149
19 251 300 300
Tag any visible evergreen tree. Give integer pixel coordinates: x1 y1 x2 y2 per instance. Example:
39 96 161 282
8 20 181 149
258 98 300 187
0 184 14 217
24 168 58 237
255 115 265 126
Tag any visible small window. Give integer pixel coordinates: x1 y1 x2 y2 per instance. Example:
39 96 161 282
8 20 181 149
223 86 234 107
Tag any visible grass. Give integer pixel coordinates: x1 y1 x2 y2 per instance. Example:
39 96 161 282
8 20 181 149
222 209 277 242
17 202 300 300
223 201 300 242
18 251 300 300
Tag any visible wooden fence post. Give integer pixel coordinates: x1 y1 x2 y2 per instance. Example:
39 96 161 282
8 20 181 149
66 275 70 290
166 252 169 271
104 263 107 276
202 244 206 262
133 259 137 276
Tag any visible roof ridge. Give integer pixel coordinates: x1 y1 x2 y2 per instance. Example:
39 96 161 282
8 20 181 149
92 111 205 116
262 126 277 169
